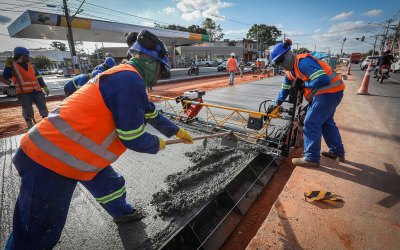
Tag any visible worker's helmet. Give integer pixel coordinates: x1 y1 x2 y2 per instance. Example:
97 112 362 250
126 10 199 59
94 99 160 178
125 32 139 48
92 70 102 78
129 29 170 70
270 38 292 64
383 48 391 55
13 47 30 56
104 57 116 67
230 52 235 57
105 52 113 58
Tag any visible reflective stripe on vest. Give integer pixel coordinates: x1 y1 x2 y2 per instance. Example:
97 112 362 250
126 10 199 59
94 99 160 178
12 62 41 94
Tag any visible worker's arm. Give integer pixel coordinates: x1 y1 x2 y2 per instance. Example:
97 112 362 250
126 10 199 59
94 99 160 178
144 97 179 138
99 70 161 154
298 57 330 89
275 75 292 105
32 64 46 87
2 67 13 81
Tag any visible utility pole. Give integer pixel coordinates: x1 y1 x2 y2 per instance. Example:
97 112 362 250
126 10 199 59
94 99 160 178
340 37 346 59
381 20 391 53
390 20 400 55
63 0 76 60
373 35 378 54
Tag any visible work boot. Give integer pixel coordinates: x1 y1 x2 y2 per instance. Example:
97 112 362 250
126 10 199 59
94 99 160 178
292 157 320 167
321 151 345 163
113 209 147 224
25 119 34 129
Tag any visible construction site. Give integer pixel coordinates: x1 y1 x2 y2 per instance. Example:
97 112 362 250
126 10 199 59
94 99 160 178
1 1 400 250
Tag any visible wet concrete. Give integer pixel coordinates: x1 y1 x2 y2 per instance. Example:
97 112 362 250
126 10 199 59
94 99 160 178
0 76 285 249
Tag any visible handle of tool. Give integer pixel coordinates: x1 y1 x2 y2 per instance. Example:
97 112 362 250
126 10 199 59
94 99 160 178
165 131 231 145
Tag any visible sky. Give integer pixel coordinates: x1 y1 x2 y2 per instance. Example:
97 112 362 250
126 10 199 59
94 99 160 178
0 0 399 54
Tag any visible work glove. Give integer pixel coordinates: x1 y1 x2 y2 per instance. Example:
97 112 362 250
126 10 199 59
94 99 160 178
294 79 304 90
42 86 50 96
158 137 166 151
176 128 193 144
5 57 12 67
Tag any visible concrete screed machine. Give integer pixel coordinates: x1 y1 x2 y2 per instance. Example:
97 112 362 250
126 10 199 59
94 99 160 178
148 79 306 249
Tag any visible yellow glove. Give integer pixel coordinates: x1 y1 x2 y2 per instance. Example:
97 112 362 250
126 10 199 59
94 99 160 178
176 128 193 144
5 57 12 68
158 137 166 150
42 86 49 96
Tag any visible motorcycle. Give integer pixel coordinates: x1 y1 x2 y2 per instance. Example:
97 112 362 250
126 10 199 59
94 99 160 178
376 65 390 84
188 65 199 76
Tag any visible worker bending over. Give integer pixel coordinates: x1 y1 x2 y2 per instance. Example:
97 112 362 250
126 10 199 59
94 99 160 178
2 47 49 128
63 70 102 97
93 56 116 73
270 39 345 167
6 29 193 249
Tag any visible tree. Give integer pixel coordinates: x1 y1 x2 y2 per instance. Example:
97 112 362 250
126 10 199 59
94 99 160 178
50 41 67 51
31 56 52 69
246 24 282 51
366 50 379 56
154 23 189 32
202 18 224 41
187 25 207 35
293 47 310 54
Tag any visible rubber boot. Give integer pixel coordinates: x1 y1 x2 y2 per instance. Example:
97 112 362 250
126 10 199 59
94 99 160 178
25 119 34 129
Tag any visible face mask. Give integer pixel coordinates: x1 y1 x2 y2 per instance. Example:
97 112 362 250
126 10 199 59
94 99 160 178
279 50 295 70
128 58 160 87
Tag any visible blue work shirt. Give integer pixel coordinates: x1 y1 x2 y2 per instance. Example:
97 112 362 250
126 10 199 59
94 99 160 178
99 70 179 154
3 62 46 87
93 64 106 73
64 74 90 97
275 56 330 104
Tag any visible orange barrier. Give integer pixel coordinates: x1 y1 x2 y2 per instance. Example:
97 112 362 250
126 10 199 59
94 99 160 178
357 62 372 95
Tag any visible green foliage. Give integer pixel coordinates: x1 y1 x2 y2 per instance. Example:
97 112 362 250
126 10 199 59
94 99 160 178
202 18 224 41
293 47 310 54
187 25 207 35
246 24 282 50
31 56 52 69
50 41 67 51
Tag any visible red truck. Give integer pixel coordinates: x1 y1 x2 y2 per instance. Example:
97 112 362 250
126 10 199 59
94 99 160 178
350 52 362 64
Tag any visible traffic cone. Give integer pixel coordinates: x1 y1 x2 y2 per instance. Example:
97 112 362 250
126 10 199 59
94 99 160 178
357 62 372 95
347 62 351 75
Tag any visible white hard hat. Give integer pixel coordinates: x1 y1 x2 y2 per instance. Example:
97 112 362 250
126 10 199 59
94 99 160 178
230 52 235 57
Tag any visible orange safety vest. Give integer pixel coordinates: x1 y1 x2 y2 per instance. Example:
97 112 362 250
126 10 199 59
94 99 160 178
12 61 42 94
286 53 345 102
226 58 238 72
20 64 142 180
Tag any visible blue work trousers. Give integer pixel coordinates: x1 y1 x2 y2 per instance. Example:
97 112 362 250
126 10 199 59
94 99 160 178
303 91 344 163
6 149 133 250
229 72 235 85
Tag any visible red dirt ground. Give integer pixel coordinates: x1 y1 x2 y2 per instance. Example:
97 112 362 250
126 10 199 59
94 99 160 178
0 74 261 139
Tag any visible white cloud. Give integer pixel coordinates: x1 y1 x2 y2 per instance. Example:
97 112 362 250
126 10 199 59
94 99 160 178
224 28 248 38
176 0 233 21
362 9 383 17
284 30 304 36
314 28 321 33
330 11 353 21
320 16 329 21
275 23 284 29
162 7 176 14
328 20 369 33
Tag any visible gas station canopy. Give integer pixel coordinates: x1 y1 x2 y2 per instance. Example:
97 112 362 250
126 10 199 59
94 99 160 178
8 10 209 46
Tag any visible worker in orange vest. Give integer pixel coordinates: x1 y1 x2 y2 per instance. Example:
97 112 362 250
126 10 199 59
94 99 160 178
226 52 238 85
2 47 49 128
270 39 345 167
5 29 194 249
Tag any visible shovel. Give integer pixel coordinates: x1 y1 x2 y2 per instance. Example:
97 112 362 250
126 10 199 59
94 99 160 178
165 131 238 149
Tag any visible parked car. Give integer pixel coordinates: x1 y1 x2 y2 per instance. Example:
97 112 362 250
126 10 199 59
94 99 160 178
217 61 227 71
0 70 16 97
39 69 50 75
50 68 59 74
57 69 64 75
246 60 256 67
360 56 379 70
196 58 213 67
390 59 400 72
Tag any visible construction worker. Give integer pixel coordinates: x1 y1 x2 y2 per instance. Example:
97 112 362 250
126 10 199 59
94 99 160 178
63 70 102 97
2 47 49 128
226 52 238 86
270 39 345 167
93 56 116 73
6 29 194 249
239 58 245 78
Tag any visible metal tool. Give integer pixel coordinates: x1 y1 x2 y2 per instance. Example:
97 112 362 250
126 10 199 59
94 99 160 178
165 131 238 149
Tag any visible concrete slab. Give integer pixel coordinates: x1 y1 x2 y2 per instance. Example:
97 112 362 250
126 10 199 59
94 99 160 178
0 76 285 249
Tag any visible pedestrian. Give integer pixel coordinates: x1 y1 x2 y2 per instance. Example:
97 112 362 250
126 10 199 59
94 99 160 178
239 58 245 78
63 70 101 97
226 53 238 86
5 29 194 249
2 47 49 128
270 39 345 167
93 56 116 73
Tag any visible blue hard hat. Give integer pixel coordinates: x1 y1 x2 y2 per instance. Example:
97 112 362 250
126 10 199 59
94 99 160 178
270 39 292 63
129 29 170 69
104 57 116 67
14 47 30 56
92 70 102 78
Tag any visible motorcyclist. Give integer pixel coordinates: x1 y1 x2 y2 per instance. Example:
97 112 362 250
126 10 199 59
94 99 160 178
374 49 394 77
